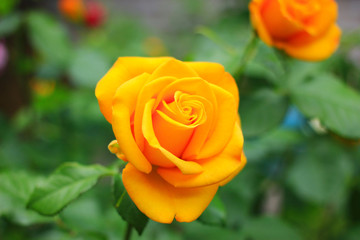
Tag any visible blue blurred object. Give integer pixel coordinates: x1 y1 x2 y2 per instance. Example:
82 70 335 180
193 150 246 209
282 106 305 129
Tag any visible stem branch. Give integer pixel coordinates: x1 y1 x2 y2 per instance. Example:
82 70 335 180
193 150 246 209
233 30 259 80
124 223 133 240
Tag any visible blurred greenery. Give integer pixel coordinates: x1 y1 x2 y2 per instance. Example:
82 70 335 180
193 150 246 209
1 0 360 240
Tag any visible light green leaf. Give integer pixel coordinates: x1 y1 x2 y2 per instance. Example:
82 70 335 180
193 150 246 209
27 163 114 216
243 216 303 240
113 173 148 235
0 171 52 225
68 48 111 88
189 16 251 74
244 128 303 162
291 74 360 138
0 13 21 37
239 89 288 137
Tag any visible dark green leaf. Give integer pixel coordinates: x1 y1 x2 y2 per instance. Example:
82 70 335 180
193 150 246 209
291 74 360 138
243 216 303 240
0 0 19 15
239 89 288 137
287 139 353 205
27 162 114 216
113 172 148 235
198 194 226 227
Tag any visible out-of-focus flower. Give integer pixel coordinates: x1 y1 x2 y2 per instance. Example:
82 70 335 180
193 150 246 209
0 42 8 73
58 0 85 22
96 57 246 223
30 79 56 97
249 0 341 61
84 1 106 28
143 37 168 57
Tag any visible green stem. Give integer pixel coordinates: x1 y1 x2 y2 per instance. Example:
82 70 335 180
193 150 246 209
124 223 133 240
233 30 259 80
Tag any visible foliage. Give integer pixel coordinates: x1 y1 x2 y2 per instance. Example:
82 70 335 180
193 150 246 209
1 1 360 240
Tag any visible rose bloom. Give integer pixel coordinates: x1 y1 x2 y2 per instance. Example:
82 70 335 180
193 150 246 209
96 57 246 223
249 0 341 61
58 0 85 22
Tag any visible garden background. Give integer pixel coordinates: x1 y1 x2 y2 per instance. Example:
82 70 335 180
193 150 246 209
1 0 360 239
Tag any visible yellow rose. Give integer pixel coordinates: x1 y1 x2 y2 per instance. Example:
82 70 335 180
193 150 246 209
249 0 341 61
95 57 246 223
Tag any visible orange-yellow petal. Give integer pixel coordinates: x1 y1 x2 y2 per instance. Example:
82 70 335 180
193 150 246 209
112 104 152 173
193 83 237 159
157 123 245 188
148 58 199 81
277 24 341 61
142 99 203 174
219 152 247 186
261 0 303 40
95 57 172 123
122 163 219 223
111 74 155 173
184 62 239 106
133 76 177 151
249 0 274 45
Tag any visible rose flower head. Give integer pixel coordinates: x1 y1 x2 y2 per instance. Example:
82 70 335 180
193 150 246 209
96 57 246 223
249 0 341 61
58 0 85 22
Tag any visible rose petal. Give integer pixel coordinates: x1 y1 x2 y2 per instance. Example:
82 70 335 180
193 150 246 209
122 163 218 223
111 73 155 173
191 83 237 159
133 76 177 151
95 57 172 123
261 0 303 40
157 123 245 188
148 58 199 81
185 62 239 106
219 152 247 186
142 99 203 174
249 0 273 45
278 24 341 61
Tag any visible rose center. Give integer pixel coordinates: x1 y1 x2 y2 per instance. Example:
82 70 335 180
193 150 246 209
174 91 206 126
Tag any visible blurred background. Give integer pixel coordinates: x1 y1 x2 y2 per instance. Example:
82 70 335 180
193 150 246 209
1 0 360 239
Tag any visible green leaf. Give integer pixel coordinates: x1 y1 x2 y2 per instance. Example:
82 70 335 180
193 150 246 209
0 13 21 37
0 171 52 225
290 73 360 138
113 172 148 235
27 162 114 216
243 216 303 240
68 48 111 88
239 89 288 137
198 194 226 227
27 11 71 67
189 15 251 73
244 128 304 162
246 42 285 86
287 139 353 205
